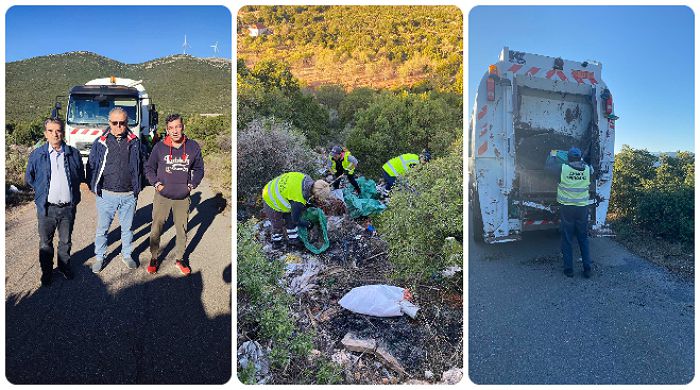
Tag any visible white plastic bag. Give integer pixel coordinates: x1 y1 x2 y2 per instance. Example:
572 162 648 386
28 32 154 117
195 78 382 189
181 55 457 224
338 285 419 318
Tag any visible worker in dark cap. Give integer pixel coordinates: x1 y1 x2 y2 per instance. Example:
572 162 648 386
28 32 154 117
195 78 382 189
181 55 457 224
545 147 593 278
326 145 361 195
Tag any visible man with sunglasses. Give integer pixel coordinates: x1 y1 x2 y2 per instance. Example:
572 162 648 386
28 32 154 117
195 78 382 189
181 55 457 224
86 107 143 273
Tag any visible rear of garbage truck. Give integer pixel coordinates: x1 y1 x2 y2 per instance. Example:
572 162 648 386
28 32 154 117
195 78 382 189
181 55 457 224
469 47 617 243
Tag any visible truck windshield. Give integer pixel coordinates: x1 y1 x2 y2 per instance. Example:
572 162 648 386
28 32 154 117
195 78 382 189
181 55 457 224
67 96 139 126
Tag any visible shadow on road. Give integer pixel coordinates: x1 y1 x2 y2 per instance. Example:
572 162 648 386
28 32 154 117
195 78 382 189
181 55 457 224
5 268 231 384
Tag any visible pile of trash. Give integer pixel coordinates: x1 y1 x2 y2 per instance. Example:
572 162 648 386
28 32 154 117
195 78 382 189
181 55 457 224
244 179 463 384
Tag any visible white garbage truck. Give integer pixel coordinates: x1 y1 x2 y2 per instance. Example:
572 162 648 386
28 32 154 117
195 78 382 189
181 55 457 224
51 76 158 165
469 47 618 243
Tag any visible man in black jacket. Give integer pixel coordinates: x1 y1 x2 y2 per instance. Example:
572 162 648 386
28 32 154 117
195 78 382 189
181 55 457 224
144 113 204 275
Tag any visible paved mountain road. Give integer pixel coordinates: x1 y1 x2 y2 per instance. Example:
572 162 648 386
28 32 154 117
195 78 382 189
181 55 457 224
468 228 694 384
5 181 231 384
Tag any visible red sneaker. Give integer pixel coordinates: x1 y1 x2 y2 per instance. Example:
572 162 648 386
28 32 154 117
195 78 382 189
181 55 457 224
147 258 159 274
175 260 191 276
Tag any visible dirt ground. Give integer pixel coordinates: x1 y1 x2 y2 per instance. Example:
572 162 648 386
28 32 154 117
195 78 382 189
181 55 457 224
249 213 463 384
609 222 694 282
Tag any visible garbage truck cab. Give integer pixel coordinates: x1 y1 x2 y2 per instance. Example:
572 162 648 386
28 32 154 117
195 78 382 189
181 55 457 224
469 47 618 243
52 76 158 166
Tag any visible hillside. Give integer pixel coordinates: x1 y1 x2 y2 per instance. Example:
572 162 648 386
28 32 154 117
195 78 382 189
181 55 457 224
5 51 231 123
237 5 463 91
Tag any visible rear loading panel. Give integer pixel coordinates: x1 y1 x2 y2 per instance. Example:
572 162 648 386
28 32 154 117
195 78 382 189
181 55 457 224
512 78 598 227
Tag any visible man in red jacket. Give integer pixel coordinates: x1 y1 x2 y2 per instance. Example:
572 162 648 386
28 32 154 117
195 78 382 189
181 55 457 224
144 113 205 275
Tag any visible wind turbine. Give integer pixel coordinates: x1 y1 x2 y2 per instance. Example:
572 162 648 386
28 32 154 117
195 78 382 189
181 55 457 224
210 41 219 56
182 35 191 55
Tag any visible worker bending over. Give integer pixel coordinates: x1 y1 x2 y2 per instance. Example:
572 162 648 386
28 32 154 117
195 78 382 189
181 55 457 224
381 149 431 196
262 172 331 249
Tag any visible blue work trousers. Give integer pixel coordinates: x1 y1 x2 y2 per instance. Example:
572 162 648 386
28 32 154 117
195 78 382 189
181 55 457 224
560 204 592 271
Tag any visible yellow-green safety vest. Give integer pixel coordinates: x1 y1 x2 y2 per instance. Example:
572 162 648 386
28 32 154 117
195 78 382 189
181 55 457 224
557 164 591 206
382 153 420 177
330 150 355 175
262 172 307 213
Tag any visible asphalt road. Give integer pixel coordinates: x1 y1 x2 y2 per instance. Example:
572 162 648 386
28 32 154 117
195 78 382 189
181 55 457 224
468 228 694 384
5 182 231 384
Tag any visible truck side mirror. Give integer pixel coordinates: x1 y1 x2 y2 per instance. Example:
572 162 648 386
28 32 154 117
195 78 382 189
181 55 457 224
50 102 62 119
150 109 158 127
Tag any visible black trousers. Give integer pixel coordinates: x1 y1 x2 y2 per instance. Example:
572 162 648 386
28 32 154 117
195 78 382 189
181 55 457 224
38 204 76 277
333 168 361 193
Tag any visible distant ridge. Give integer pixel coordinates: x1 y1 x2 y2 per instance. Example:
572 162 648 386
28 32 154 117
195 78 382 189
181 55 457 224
6 51 232 123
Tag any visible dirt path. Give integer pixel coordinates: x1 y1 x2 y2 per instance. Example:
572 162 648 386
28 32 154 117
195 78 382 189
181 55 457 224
468 229 694 384
5 181 231 384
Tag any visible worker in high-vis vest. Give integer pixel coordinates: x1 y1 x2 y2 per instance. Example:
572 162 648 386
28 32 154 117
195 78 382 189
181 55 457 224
327 146 361 195
262 172 331 249
381 149 431 195
545 147 593 279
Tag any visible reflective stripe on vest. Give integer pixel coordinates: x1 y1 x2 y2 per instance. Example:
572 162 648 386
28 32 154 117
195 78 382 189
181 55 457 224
557 164 590 206
382 153 420 177
330 151 355 174
262 172 306 212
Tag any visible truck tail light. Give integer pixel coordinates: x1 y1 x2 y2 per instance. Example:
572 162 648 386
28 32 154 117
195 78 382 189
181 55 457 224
605 93 613 115
487 64 498 101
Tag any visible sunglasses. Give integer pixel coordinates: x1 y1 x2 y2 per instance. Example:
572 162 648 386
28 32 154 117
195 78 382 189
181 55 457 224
110 121 127 127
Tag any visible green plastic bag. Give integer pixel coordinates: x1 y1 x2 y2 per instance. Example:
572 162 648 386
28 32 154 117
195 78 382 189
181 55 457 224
298 207 330 254
342 177 387 218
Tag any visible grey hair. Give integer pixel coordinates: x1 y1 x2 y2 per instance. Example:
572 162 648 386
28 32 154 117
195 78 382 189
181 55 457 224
109 106 129 119
44 117 65 131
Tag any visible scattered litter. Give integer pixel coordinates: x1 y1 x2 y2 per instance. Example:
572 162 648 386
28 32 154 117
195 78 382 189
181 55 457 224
424 370 433 379
338 285 419 318
331 189 344 202
441 266 462 278
237 341 271 384
341 332 408 376
281 253 303 273
7 185 20 194
441 367 463 384
286 257 324 295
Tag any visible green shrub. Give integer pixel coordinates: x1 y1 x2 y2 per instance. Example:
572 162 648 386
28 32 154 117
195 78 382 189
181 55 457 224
5 144 32 188
6 119 44 146
610 145 694 244
183 115 231 156
636 187 693 242
347 90 462 179
237 219 314 378
375 137 463 282
237 60 330 146
236 118 316 205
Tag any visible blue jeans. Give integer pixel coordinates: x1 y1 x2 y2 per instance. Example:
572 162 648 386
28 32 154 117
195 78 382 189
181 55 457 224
560 204 591 271
95 190 137 258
